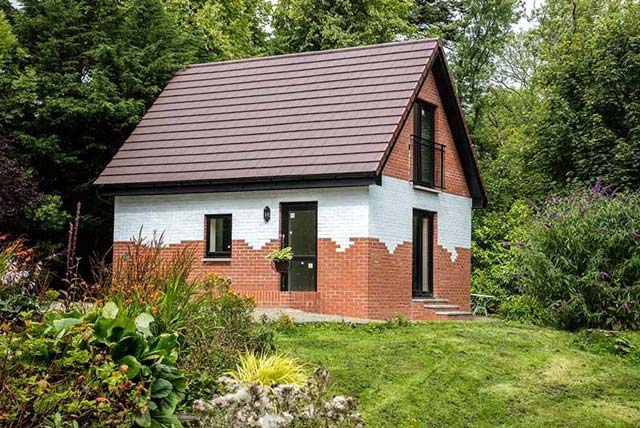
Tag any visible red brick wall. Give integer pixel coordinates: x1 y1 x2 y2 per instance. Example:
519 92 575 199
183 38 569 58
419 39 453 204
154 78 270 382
367 240 413 319
113 239 323 312
378 70 473 315
317 238 370 318
384 71 471 198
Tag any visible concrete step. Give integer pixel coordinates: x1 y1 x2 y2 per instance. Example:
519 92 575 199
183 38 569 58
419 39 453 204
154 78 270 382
412 297 449 303
424 304 460 310
435 311 473 317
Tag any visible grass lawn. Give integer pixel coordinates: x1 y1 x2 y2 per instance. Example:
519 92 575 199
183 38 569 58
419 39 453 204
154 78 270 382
275 321 640 428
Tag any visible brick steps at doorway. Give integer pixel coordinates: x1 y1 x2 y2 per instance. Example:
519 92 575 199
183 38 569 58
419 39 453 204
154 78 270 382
423 304 460 309
412 297 450 303
411 297 473 320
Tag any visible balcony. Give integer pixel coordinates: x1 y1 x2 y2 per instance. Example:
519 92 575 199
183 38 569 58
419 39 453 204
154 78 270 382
412 135 445 190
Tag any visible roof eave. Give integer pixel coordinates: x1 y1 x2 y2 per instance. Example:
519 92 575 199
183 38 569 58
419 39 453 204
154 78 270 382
96 172 378 197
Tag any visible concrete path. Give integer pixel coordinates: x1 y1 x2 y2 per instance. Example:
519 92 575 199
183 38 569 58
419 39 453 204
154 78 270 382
254 307 375 324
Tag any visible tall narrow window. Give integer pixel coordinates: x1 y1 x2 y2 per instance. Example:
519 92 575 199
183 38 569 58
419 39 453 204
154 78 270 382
414 101 436 187
205 214 232 258
413 209 434 297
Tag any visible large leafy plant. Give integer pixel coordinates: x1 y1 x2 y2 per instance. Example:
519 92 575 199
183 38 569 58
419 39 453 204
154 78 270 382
0 302 185 427
513 184 640 330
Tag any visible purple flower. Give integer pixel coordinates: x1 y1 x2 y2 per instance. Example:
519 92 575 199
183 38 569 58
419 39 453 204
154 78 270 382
592 178 603 194
630 229 640 239
598 271 612 281
622 302 630 310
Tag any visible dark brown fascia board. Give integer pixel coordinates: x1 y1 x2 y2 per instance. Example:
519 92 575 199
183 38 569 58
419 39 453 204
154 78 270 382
377 41 488 209
430 51 487 208
97 173 378 197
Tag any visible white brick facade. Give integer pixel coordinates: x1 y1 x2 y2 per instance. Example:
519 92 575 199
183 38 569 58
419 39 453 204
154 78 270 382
114 187 370 252
113 176 472 258
369 176 472 261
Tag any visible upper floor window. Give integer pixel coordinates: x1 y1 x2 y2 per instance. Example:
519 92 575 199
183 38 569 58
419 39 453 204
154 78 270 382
206 214 232 258
413 101 445 189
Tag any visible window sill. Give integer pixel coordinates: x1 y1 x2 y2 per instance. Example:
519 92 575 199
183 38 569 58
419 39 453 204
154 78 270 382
412 184 441 194
202 257 231 262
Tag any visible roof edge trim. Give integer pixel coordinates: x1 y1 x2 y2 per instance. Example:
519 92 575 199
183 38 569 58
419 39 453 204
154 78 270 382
97 173 377 197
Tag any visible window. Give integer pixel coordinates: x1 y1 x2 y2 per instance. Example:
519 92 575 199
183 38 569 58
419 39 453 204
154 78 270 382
413 101 436 188
412 209 434 297
205 214 232 258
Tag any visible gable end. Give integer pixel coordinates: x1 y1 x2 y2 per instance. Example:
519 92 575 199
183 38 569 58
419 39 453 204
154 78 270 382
377 44 487 208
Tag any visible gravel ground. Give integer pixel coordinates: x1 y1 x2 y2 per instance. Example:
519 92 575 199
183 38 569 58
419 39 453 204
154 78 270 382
254 307 377 324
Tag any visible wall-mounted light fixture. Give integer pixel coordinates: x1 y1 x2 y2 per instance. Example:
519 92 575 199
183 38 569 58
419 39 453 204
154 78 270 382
263 206 271 223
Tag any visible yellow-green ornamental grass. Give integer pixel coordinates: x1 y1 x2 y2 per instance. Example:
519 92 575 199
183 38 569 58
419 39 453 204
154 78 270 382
227 351 308 386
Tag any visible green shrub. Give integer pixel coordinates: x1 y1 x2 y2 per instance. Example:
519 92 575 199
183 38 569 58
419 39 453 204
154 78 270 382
0 302 185 427
108 231 198 328
228 351 307 386
273 313 295 332
471 200 532 312
496 294 549 325
178 276 274 403
513 184 640 330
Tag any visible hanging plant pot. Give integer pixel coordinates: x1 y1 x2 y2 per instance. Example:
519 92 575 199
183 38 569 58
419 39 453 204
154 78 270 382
271 260 290 274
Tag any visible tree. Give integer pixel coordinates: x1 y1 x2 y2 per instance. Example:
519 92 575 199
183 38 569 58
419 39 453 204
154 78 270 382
170 0 272 61
0 0 197 255
0 10 14 61
410 0 464 40
448 0 522 135
533 0 640 189
271 0 415 54
0 0 276 262
0 132 41 228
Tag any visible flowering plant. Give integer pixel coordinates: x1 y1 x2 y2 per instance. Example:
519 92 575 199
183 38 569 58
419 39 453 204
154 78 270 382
193 368 364 428
512 183 640 330
0 236 37 294
0 236 54 325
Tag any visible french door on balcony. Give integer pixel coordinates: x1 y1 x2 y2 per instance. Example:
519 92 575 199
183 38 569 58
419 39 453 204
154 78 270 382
414 101 436 187
413 209 434 298
280 202 317 292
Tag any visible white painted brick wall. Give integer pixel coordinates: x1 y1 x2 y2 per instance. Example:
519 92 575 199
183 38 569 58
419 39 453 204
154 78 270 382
113 176 472 260
369 176 472 261
114 187 369 251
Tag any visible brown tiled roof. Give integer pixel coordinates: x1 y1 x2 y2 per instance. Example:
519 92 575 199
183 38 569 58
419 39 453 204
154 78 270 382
95 39 439 186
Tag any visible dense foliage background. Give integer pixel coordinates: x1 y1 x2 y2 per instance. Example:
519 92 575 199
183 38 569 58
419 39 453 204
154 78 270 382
0 0 639 327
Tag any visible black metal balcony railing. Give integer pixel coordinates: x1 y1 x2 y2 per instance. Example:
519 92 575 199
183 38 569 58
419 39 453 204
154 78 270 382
412 135 445 190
